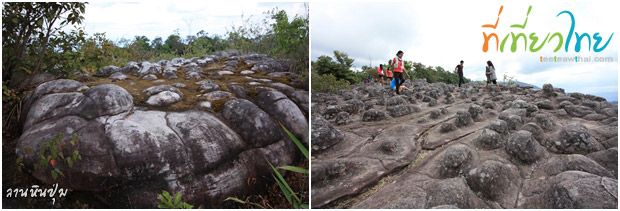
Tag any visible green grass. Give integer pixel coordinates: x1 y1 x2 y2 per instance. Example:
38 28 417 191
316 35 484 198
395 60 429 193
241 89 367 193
157 191 193 209
226 124 309 209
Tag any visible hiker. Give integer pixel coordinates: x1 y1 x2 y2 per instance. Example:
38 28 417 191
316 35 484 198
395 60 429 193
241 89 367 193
377 64 385 86
485 60 497 88
392 50 406 95
455 60 465 87
386 60 393 84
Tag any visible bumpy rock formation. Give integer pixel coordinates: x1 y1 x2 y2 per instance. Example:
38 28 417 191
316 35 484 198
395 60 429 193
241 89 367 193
16 51 308 208
311 80 617 208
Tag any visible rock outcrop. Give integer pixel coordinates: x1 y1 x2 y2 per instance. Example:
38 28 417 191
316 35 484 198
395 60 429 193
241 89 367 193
16 51 308 208
311 80 617 208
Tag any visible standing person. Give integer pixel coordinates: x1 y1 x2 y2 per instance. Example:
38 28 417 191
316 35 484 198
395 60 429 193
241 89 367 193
455 60 465 88
485 66 491 87
392 50 406 95
485 60 497 88
386 60 393 85
377 64 385 86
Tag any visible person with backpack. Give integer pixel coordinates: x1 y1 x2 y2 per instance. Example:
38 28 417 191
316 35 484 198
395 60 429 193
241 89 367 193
392 50 407 95
377 64 385 86
455 60 465 88
485 60 497 89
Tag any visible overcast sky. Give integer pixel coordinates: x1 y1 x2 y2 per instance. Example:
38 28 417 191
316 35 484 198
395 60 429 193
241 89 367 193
311 0 619 101
83 1 307 41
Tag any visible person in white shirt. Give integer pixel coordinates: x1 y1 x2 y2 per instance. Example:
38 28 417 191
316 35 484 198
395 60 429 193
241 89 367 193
485 60 497 90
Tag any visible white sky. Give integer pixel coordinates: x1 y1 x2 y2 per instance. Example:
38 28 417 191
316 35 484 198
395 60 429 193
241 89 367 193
83 1 307 41
311 0 620 101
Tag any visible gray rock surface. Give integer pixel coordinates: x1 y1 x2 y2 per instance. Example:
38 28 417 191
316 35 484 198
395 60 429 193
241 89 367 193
311 81 617 209
16 52 307 208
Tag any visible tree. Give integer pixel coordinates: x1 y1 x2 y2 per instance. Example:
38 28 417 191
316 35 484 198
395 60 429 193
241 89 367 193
270 9 308 59
2 2 86 83
79 32 116 71
333 51 354 68
132 35 151 50
151 37 164 53
128 35 153 60
312 51 356 83
164 33 184 56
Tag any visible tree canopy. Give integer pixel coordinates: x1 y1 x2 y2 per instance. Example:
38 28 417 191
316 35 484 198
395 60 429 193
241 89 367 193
2 2 309 86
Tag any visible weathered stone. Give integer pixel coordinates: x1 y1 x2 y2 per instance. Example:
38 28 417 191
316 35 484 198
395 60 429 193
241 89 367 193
109 72 128 81
96 65 121 77
555 123 603 154
475 129 503 149
505 130 544 163
439 122 457 133
363 109 389 122
335 111 350 125
439 144 474 178
466 160 519 200
454 111 473 127
145 91 182 106
468 104 484 121
221 99 283 147
311 116 344 152
142 74 158 80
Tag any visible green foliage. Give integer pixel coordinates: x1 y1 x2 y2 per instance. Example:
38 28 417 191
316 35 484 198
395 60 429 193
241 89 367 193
157 191 193 209
311 70 351 93
2 82 19 103
270 9 308 60
225 125 308 209
127 35 153 61
269 124 308 209
16 157 25 173
78 32 118 72
312 51 357 83
2 80 24 134
3 3 307 87
281 125 308 160
269 162 307 209
2 2 87 81
182 30 228 58
33 133 82 181
224 197 266 209
226 6 309 75
163 33 185 56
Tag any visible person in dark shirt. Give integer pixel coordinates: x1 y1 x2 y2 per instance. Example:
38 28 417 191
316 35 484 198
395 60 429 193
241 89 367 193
455 60 465 87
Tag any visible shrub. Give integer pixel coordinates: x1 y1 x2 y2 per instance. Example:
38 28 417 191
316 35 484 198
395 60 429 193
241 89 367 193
311 71 350 93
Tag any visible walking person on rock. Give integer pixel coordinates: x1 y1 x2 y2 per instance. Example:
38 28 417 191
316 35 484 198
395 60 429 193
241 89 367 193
386 60 393 86
377 64 385 86
455 60 465 88
485 60 497 91
391 50 407 95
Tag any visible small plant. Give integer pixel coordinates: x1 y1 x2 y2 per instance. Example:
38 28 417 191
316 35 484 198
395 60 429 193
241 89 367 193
2 82 23 131
34 133 82 180
226 125 308 209
270 125 309 209
224 197 266 209
503 73 517 87
157 190 193 209
15 157 25 172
